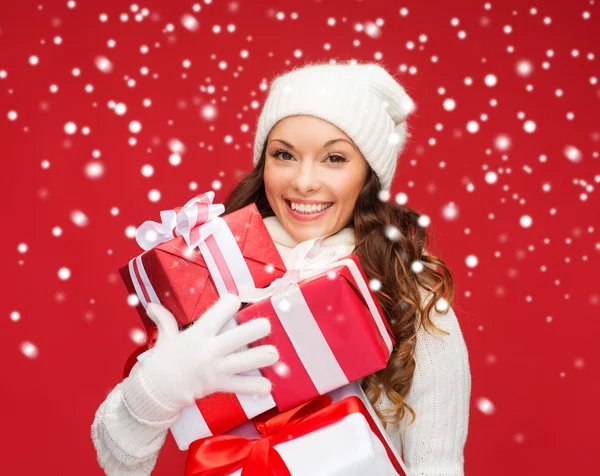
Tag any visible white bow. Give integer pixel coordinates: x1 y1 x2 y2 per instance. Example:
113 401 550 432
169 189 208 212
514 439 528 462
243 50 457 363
134 192 225 251
238 236 349 303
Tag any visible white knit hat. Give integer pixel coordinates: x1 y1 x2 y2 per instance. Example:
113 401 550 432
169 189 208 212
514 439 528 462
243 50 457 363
253 62 415 192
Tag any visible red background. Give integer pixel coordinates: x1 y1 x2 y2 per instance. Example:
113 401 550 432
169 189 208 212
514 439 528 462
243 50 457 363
1 0 598 474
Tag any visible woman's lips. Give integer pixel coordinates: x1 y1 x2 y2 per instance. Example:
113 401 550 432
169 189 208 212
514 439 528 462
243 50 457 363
284 199 334 222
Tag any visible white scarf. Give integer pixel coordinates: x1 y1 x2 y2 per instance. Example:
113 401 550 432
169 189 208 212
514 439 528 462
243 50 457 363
262 216 356 267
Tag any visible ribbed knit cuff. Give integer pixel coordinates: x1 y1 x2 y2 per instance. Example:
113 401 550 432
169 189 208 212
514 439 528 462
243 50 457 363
122 364 182 424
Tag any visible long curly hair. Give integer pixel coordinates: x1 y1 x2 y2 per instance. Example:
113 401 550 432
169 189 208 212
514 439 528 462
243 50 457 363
223 141 455 433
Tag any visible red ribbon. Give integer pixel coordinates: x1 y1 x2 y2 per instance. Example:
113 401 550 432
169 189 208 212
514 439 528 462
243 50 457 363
185 395 405 476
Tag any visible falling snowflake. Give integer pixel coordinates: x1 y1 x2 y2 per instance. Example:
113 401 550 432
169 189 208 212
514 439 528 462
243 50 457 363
70 210 89 227
20 341 39 359
476 397 496 415
95 56 113 73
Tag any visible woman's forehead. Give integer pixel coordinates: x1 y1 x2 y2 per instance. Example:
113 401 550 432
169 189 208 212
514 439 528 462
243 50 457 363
270 115 348 138
268 116 357 151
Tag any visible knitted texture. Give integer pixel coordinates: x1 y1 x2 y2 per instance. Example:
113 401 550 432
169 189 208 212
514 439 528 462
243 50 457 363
376 294 471 475
91 375 180 476
91 217 471 476
253 63 415 192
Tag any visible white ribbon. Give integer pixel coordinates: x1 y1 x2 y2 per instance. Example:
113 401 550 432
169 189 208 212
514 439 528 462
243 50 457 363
237 236 349 304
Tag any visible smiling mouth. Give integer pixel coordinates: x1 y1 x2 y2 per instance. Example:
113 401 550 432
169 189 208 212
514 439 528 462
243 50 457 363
284 199 334 215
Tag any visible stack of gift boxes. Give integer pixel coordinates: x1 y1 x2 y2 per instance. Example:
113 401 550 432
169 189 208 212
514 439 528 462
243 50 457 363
119 193 408 476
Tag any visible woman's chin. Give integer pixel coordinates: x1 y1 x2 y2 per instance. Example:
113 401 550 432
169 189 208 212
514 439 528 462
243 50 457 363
286 223 335 243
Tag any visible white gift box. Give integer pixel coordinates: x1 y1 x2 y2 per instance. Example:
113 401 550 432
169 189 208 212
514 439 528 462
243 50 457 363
208 381 408 476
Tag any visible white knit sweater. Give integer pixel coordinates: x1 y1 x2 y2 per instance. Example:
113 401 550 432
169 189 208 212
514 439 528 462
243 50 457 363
91 216 471 475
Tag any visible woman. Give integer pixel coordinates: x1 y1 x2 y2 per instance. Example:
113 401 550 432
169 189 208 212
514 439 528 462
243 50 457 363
92 62 471 475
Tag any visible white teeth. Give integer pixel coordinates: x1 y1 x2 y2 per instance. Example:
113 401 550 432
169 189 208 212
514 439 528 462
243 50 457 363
289 201 333 214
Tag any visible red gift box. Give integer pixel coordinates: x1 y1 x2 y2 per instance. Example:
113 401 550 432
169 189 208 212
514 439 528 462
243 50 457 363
236 254 396 411
119 194 286 330
184 382 408 476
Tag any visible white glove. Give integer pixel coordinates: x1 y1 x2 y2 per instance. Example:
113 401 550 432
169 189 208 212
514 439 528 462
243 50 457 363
132 293 278 411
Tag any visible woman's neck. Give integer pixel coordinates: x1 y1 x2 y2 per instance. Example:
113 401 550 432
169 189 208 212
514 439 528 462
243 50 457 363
262 215 356 266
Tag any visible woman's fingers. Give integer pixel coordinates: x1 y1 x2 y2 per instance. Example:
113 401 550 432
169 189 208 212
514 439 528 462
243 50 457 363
145 303 179 341
216 345 279 375
189 293 242 337
212 317 271 356
216 375 273 396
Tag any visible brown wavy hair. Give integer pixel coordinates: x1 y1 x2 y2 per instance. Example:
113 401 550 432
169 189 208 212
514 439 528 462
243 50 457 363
223 141 455 434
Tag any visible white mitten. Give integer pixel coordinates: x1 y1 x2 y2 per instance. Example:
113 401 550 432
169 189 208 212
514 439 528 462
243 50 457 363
129 293 278 412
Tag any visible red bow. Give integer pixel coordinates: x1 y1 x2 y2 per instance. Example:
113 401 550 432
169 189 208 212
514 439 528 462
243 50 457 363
185 395 405 476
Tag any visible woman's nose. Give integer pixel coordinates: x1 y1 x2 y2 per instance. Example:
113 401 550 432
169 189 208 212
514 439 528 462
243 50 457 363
291 162 321 193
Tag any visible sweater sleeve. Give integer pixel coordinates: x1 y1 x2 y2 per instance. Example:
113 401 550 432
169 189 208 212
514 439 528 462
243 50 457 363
382 303 472 476
91 364 182 476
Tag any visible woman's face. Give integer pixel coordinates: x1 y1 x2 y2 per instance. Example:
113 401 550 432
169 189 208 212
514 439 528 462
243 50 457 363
263 115 369 244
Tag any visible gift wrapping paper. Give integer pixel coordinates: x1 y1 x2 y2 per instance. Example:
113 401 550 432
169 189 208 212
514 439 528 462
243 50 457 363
236 253 396 411
184 381 409 476
119 194 286 330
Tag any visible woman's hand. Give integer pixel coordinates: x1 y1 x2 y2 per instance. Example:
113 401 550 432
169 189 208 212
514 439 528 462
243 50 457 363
134 294 278 411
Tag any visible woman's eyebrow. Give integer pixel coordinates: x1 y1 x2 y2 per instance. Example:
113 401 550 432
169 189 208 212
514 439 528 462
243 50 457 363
268 138 354 150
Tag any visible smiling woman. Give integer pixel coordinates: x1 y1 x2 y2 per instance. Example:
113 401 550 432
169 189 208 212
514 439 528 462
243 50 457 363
92 61 471 476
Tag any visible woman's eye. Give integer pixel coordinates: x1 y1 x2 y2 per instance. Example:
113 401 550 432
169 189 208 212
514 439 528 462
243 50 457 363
326 154 347 164
274 150 294 161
